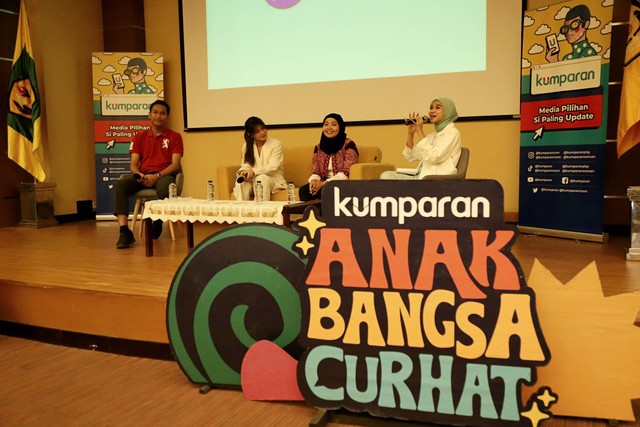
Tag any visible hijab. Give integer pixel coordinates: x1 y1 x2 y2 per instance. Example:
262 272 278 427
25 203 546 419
319 113 347 155
432 98 458 132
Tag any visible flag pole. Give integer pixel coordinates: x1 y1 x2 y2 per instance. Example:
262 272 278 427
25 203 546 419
7 0 47 182
9 1 57 228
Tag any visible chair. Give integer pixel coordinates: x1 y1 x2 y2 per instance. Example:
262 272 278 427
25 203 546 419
421 147 470 181
130 172 184 241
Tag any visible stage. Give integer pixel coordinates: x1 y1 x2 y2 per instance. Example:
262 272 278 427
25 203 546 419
1 220 640 426
1 220 639 346
0 220 184 346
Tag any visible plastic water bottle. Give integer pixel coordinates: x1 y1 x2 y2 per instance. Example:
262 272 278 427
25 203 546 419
169 183 177 200
255 180 263 203
287 182 296 204
207 180 215 201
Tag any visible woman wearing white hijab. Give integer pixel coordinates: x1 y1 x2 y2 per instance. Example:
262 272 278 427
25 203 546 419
381 97 461 179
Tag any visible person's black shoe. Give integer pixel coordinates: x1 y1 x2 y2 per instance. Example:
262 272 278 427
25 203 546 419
152 220 163 240
116 229 135 249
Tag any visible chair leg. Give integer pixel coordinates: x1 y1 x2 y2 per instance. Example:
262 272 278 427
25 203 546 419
169 221 176 241
131 199 142 234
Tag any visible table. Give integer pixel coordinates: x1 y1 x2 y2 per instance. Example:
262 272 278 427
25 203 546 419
142 198 287 256
141 198 321 256
281 199 321 227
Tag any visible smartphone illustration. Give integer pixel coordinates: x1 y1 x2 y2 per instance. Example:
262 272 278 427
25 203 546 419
546 33 559 55
112 73 125 89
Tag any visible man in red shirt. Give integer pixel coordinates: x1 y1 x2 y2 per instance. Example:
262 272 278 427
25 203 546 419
113 100 184 249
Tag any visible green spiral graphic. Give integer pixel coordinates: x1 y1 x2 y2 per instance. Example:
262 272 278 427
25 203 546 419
166 224 306 386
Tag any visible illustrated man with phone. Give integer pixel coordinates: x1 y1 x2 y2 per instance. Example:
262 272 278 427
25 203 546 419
546 4 596 63
113 57 154 94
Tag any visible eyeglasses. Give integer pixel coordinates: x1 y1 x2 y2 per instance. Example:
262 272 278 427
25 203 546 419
560 19 586 34
124 66 142 76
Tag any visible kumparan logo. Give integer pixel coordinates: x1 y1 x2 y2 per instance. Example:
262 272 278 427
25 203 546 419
531 56 601 95
100 94 157 117
535 70 596 88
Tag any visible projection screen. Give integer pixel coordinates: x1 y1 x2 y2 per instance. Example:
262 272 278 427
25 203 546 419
180 0 522 130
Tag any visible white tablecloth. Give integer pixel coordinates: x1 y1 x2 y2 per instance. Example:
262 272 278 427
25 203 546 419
143 198 286 225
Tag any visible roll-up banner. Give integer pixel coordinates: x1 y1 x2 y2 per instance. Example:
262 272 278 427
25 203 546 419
91 52 164 218
519 1 612 242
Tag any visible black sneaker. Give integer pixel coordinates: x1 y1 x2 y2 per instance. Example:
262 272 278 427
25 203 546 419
116 229 135 249
152 220 163 240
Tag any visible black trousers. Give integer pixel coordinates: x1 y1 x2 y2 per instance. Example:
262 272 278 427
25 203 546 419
113 173 176 216
298 183 323 201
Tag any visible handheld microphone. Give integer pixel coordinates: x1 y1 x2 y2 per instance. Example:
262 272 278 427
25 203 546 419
236 176 245 184
404 116 428 126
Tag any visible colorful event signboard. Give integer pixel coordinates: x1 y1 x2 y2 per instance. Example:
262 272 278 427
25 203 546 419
519 0 612 239
168 180 560 426
91 52 164 216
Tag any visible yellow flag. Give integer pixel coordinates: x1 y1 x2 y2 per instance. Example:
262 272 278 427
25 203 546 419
7 1 46 181
617 3 640 158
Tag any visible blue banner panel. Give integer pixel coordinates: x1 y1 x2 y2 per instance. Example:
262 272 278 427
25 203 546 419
519 1 612 238
91 52 164 216
94 148 134 216
518 144 604 234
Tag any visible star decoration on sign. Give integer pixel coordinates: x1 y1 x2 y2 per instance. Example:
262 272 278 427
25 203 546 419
537 388 558 408
295 236 314 256
521 401 551 427
298 208 325 239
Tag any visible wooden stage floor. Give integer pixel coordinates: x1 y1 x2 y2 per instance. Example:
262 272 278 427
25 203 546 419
1 220 639 344
1 220 639 426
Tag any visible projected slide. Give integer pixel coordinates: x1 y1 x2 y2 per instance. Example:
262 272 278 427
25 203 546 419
207 0 486 90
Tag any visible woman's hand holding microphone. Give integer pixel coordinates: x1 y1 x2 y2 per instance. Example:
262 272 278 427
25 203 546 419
236 168 255 183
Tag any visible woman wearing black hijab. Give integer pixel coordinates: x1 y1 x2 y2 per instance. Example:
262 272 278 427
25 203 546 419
299 113 359 201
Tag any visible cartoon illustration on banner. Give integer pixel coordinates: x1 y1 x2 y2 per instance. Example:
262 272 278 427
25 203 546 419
91 52 164 216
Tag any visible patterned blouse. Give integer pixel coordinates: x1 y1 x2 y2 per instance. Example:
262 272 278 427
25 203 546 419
309 138 359 181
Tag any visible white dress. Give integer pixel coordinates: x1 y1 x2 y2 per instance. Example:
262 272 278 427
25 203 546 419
233 137 287 201
381 123 461 180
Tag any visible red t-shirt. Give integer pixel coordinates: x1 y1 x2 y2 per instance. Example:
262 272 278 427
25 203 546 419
130 128 184 173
